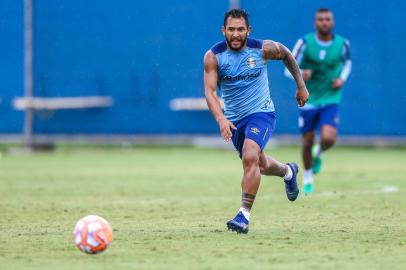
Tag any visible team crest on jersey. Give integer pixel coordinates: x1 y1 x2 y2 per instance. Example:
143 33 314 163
250 127 260 135
246 57 257 68
319 50 327 60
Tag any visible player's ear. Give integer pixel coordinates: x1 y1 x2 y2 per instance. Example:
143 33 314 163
222 26 226 36
247 26 252 36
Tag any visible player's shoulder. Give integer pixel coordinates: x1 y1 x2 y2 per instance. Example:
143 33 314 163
246 38 263 49
340 35 351 47
210 40 227 55
334 34 350 44
204 49 218 68
333 33 343 40
303 33 315 40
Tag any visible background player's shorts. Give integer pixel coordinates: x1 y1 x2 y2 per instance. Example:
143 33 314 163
231 112 276 159
298 104 339 134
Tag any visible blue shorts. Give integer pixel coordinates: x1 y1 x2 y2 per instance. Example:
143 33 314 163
299 104 339 134
231 112 276 159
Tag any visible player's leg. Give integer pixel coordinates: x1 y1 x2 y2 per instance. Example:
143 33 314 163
310 123 337 177
302 131 315 171
241 138 262 208
227 112 273 233
319 104 339 152
302 131 316 193
258 151 299 201
320 125 337 151
227 112 298 234
227 117 252 233
259 154 286 177
227 138 260 234
312 104 339 174
242 111 298 201
299 108 319 193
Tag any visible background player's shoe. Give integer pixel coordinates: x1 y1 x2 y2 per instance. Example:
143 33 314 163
303 182 314 194
312 144 323 174
226 211 249 234
285 163 299 201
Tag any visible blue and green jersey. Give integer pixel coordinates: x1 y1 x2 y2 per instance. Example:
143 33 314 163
287 33 351 107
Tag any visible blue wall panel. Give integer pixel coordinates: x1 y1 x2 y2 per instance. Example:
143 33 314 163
32 0 227 134
0 0 23 132
1 0 405 135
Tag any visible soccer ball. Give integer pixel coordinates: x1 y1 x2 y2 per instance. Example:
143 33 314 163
73 215 113 254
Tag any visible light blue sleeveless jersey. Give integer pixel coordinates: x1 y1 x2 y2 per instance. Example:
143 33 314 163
211 38 275 122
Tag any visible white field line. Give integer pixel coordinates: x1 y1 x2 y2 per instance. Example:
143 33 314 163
302 185 399 198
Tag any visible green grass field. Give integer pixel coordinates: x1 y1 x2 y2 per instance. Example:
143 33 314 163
0 145 405 270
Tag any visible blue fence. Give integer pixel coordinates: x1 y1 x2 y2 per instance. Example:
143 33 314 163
0 0 23 133
1 0 405 136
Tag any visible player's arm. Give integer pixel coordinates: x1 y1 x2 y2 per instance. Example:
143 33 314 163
204 50 236 142
332 39 352 89
283 38 311 81
262 40 309 107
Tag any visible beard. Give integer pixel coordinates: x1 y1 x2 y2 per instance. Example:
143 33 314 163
225 35 248 51
318 27 333 36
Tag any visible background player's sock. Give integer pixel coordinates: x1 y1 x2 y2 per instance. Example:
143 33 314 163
283 164 293 181
303 169 313 184
303 169 314 193
239 207 250 221
312 144 323 174
313 144 322 157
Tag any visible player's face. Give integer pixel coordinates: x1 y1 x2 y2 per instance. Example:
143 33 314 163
315 12 334 35
222 17 251 51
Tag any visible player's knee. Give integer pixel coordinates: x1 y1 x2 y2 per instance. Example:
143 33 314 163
242 151 259 168
321 136 335 148
258 155 267 173
259 163 267 174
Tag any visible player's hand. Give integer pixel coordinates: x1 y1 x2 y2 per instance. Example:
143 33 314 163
302 69 312 81
218 117 236 142
296 86 309 107
332 78 344 89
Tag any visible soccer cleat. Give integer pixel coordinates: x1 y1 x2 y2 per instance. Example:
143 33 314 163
285 162 299 201
303 182 314 194
226 211 249 234
312 144 323 174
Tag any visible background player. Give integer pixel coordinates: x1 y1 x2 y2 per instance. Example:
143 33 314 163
204 9 308 234
285 8 351 194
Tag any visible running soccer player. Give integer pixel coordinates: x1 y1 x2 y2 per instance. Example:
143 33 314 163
204 9 309 234
285 8 351 194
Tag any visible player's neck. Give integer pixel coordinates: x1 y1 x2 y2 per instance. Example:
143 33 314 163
226 41 248 52
317 32 333 41
227 46 247 52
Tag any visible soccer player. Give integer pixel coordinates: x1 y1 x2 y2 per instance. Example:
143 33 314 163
285 8 351 194
204 9 309 234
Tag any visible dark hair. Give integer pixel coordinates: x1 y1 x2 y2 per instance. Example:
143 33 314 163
316 8 332 13
223 9 249 27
